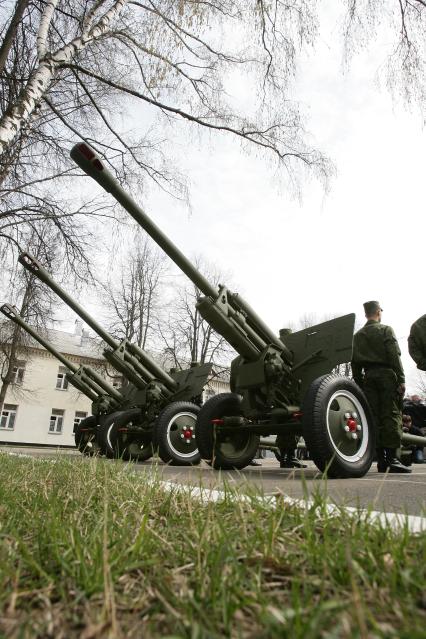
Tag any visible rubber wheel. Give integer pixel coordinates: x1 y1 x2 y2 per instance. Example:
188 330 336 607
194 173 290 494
196 393 260 470
302 374 375 478
74 416 99 456
153 402 201 466
99 409 153 462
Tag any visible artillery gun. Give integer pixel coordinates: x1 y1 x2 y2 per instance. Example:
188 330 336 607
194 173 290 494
70 142 392 478
17 253 212 466
0 303 123 456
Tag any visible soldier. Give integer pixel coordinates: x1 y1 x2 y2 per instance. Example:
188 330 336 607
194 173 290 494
408 315 426 371
351 301 410 473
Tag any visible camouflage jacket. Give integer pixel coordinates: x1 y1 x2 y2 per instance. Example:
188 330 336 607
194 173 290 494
351 319 405 386
408 315 426 371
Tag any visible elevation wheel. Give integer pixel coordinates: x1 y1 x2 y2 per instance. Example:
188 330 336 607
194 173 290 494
196 393 259 470
302 374 374 478
153 402 201 466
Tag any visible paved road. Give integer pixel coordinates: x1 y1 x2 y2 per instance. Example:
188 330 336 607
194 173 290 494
3 446 426 517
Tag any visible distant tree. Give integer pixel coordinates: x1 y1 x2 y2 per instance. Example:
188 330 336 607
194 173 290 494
100 229 166 349
158 257 234 371
415 373 426 398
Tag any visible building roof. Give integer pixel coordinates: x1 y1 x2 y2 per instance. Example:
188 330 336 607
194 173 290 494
46 328 104 360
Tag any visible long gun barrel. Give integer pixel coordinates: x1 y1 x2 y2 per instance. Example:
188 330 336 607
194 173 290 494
71 144 219 301
0 303 121 404
70 143 292 364
18 252 176 391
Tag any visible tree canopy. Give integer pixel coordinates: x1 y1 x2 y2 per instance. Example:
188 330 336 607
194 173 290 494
0 1 424 265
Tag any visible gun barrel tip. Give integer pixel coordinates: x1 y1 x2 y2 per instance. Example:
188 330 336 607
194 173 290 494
70 143 104 172
18 252 38 270
77 143 96 160
0 304 13 317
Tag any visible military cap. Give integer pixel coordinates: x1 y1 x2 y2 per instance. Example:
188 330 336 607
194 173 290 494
363 300 383 315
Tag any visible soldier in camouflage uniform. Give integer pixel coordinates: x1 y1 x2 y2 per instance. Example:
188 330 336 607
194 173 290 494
408 315 426 371
351 301 410 473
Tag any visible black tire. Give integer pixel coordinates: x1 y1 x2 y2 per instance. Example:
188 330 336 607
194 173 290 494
302 374 375 478
74 416 99 456
196 393 260 470
99 409 153 462
153 402 201 466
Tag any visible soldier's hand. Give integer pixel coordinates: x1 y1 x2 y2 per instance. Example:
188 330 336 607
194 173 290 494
397 383 406 396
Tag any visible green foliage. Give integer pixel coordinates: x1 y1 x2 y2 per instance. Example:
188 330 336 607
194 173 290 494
0 453 425 637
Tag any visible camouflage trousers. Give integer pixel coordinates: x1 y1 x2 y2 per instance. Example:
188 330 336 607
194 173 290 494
363 368 402 449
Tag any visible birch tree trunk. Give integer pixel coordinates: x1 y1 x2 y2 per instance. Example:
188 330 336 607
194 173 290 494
0 0 128 156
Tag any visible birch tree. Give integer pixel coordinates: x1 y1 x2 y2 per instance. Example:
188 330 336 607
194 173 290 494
0 1 424 266
0 0 328 281
342 0 426 108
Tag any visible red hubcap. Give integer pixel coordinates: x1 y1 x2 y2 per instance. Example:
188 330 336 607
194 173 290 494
346 418 358 432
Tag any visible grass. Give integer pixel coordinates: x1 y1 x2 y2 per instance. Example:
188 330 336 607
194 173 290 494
0 453 425 638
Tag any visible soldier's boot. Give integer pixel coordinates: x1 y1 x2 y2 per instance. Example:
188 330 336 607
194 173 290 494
280 450 307 469
414 448 425 464
249 459 262 466
376 448 387 473
384 448 412 474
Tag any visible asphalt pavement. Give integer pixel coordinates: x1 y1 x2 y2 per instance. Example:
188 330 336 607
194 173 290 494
3 446 426 518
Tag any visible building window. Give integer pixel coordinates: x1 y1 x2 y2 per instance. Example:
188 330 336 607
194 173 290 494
12 361 26 384
56 366 69 390
1 404 17 430
49 409 64 434
74 411 88 429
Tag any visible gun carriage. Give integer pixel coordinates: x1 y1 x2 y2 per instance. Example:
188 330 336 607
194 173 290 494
2 255 213 467
67 142 386 478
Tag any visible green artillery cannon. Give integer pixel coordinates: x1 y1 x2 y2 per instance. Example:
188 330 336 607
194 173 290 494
0 303 123 456
17 253 212 466
71 142 416 478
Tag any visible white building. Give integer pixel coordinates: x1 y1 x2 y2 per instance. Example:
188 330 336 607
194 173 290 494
0 322 229 447
0 322 115 447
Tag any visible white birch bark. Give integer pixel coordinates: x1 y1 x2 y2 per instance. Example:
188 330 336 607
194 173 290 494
36 0 58 60
0 0 128 157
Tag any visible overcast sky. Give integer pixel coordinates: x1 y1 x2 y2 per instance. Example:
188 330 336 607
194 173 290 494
59 6 425 392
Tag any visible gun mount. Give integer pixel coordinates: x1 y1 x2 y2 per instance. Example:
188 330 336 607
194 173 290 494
17 254 212 466
70 142 375 478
